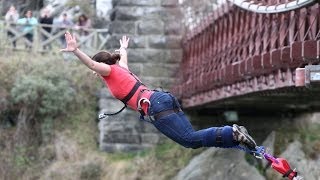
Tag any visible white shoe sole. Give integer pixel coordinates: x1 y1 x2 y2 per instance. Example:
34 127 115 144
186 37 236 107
233 124 257 150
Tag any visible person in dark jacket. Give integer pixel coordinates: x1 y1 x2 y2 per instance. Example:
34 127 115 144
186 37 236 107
39 7 53 49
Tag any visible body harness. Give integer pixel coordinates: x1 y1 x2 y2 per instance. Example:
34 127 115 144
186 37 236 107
98 68 149 120
98 68 181 122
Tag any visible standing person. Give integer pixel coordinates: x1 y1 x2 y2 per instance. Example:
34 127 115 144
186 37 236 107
76 14 91 36
39 7 53 50
76 14 92 47
58 13 74 47
17 10 38 49
4 5 19 48
61 31 257 150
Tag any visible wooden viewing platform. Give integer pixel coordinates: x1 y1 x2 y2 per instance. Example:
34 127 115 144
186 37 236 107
0 20 109 53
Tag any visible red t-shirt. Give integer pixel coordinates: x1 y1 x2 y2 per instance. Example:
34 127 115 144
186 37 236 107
102 65 153 114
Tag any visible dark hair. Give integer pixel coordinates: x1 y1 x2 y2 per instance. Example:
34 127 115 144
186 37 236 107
92 51 121 65
78 14 88 24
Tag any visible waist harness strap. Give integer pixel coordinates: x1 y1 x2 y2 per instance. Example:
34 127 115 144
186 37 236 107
121 81 141 104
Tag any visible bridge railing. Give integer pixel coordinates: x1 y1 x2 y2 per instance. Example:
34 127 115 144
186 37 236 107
173 2 319 107
0 20 109 53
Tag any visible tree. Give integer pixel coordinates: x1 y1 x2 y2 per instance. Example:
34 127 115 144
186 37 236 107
10 60 76 146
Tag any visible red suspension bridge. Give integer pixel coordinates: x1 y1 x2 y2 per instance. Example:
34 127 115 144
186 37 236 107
172 0 320 112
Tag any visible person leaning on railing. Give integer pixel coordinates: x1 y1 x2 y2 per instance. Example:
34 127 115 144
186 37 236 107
17 10 38 49
4 5 19 48
61 31 258 152
39 7 54 50
75 14 92 47
57 13 74 48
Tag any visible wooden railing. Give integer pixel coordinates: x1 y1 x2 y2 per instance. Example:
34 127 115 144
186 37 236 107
0 20 109 53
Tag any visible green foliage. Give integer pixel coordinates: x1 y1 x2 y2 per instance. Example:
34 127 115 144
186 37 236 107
11 74 75 116
41 117 54 143
0 51 101 119
14 146 34 168
299 125 320 159
65 105 99 151
14 154 31 168
300 125 320 142
108 151 146 161
10 58 76 117
80 163 102 180
0 54 20 114
0 51 102 177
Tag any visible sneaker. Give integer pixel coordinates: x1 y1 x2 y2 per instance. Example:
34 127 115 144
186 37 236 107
232 124 257 150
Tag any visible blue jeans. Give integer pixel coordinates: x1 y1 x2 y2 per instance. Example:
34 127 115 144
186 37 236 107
148 91 238 149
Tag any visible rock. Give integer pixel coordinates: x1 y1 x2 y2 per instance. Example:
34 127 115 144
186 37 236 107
96 0 113 18
293 113 320 129
174 148 265 180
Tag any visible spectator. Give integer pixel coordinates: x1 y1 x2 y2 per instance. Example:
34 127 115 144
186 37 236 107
76 14 92 47
39 7 54 50
57 13 74 47
4 5 19 48
17 10 38 49
76 14 91 36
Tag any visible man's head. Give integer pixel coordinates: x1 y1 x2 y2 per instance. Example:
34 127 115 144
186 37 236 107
92 51 120 65
62 13 68 20
42 7 51 17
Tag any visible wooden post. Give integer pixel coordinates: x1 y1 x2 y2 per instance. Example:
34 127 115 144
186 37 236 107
33 25 39 53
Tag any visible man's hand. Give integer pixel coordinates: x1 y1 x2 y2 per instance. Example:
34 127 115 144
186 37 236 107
60 31 78 52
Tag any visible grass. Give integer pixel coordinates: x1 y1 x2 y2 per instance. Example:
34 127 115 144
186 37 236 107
60 104 99 150
103 140 203 179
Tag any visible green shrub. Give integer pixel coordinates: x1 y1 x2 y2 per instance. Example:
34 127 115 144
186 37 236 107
0 52 102 177
1 51 101 123
80 162 102 180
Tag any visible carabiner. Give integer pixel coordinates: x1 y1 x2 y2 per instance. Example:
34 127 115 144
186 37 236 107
137 98 150 110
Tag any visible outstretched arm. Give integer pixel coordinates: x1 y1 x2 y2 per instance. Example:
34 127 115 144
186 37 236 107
61 31 111 76
117 35 130 69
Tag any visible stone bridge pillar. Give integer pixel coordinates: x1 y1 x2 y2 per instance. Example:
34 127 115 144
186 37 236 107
98 0 183 152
